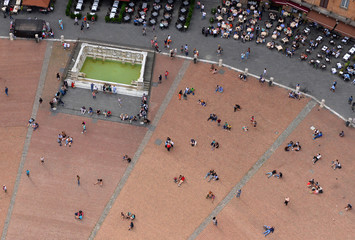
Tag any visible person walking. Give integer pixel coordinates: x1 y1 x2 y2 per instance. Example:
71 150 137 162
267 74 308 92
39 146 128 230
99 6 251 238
165 71 169 80
352 102 355 112
56 73 60 81
92 91 96 99
39 97 43 104
77 175 80 186
2 185 7 193
263 68 267 77
284 197 290 206
26 170 30 177
40 156 45 164
236 189 242 198
212 217 218 226
159 74 162 83
74 17 79 25
86 22 90 29
246 48 250 59
81 22 84 31
5 87 8 96
348 96 353 104
82 121 86 134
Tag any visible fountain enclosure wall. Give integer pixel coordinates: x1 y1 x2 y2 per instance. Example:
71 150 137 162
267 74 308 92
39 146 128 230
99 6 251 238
68 43 148 97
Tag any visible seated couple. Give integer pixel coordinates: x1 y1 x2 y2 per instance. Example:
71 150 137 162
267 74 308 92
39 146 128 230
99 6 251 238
103 110 112 118
206 191 216 203
223 122 232 131
211 140 219 150
284 141 301 151
313 129 323 140
165 137 174 151
210 64 218 74
265 170 282 178
198 99 207 106
184 87 195 95
174 175 185 187
204 170 219 182
121 212 136 220
288 91 301 99
75 210 83 220
207 114 218 121
30 121 39 131
215 85 224 93
239 73 247 80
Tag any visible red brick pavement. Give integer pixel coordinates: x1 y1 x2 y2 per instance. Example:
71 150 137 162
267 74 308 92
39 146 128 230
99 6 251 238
197 107 355 240
148 55 184 121
0 40 47 233
95 62 308 240
5 110 147 240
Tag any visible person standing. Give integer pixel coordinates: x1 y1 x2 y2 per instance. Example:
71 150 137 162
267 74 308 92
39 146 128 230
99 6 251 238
212 217 218 226
40 156 45 164
92 91 96 99
165 71 169 80
77 175 80 186
81 22 84 31
86 22 90 29
159 74 162 83
56 73 60 81
236 189 242 198
5 87 8 96
284 197 290 206
74 17 79 25
39 97 43 104
91 83 94 92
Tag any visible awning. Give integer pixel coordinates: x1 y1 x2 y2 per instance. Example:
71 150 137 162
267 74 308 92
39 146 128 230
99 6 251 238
272 0 309 12
335 22 355 38
307 10 336 29
272 0 287 5
22 0 50 8
287 1 309 13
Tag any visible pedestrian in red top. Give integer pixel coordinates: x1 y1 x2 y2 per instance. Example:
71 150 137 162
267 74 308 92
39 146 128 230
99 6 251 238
165 71 169 80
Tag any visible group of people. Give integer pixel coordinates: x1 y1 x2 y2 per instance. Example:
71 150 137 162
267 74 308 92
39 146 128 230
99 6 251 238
307 179 323 194
121 212 136 230
265 170 282 179
165 137 174 151
204 170 219 182
28 118 39 131
57 131 73 147
81 106 112 118
139 94 149 120
284 141 301 151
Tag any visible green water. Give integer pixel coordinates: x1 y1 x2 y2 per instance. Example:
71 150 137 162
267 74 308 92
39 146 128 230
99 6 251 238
80 57 142 85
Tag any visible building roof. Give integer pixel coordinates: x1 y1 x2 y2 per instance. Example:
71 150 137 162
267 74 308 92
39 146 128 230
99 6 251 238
22 0 50 8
